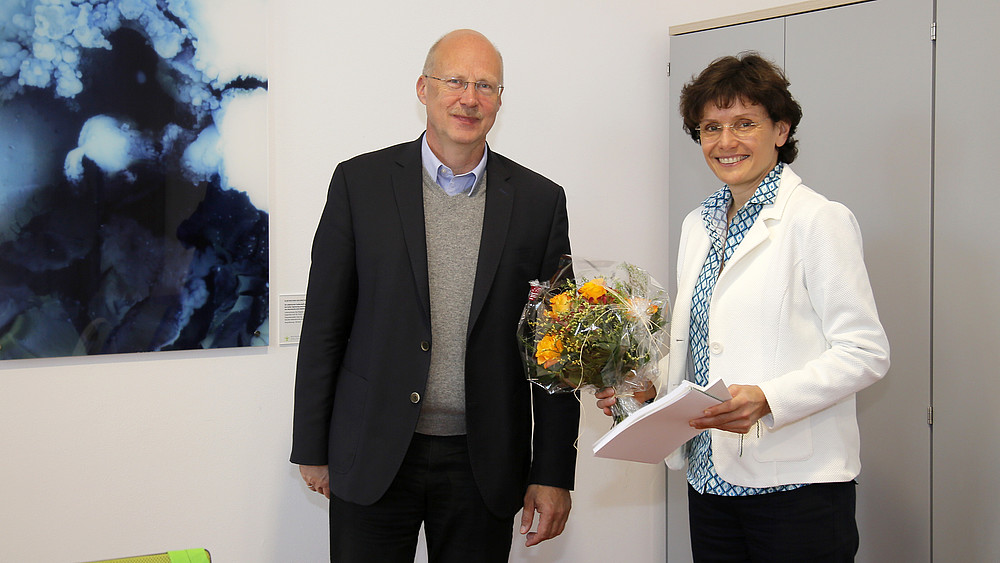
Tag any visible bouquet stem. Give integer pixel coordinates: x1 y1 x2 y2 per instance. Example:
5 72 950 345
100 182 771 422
610 393 643 425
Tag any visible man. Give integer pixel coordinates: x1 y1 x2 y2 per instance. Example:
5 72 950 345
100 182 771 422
291 29 580 562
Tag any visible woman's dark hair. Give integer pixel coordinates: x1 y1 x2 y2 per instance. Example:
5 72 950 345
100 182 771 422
679 52 803 164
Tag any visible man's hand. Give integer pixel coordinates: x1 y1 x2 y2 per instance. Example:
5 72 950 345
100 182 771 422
299 464 331 499
689 384 770 434
519 484 571 547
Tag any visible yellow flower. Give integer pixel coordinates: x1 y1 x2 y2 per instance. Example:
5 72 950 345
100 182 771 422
535 333 564 368
578 279 607 302
547 292 572 317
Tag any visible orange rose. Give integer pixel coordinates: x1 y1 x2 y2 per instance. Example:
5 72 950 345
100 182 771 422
548 292 572 317
578 279 607 302
535 333 564 368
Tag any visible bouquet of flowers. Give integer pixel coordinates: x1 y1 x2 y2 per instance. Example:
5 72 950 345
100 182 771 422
518 256 669 424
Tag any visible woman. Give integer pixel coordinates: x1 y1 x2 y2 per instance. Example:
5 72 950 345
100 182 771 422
597 53 889 561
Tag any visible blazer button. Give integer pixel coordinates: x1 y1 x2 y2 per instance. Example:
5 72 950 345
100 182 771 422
710 342 723 354
420 341 430 352
410 392 421 404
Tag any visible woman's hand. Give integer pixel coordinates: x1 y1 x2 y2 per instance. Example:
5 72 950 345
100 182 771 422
689 384 770 434
595 387 619 417
594 383 657 417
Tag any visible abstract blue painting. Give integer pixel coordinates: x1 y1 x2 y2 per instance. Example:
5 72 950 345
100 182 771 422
0 0 268 359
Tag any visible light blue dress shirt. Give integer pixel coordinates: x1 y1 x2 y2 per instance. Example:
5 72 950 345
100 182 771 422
421 133 488 196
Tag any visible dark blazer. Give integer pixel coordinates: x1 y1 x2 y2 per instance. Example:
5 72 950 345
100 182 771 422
291 137 579 517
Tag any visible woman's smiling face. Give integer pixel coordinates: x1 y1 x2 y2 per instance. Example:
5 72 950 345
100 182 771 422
699 99 789 201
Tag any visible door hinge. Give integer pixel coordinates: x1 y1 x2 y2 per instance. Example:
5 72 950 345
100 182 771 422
930 21 937 42
927 406 934 425
667 62 671 77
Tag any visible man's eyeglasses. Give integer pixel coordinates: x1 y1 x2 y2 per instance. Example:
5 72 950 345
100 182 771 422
424 75 503 98
696 119 766 142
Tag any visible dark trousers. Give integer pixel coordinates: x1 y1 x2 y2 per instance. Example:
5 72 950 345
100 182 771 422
688 481 859 563
329 433 514 563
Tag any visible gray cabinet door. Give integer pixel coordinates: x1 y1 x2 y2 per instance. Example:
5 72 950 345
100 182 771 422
666 19 784 563
933 0 1000 560
785 2 933 561
667 1 932 561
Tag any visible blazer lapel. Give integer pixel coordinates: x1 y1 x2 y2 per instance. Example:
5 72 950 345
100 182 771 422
721 216 770 275
468 150 514 336
718 168 801 281
391 139 431 323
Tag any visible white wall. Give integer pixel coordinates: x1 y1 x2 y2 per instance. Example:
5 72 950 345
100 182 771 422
0 1 793 561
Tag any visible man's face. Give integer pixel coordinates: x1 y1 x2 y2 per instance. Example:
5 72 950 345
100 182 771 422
417 32 503 162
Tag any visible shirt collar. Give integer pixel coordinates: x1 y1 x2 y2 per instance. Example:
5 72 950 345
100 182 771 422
421 133 488 196
701 162 785 211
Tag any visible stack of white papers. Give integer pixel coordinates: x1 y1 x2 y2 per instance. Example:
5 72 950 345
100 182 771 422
592 379 731 464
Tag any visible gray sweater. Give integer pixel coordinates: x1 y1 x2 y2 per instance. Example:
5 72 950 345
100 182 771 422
415 168 486 435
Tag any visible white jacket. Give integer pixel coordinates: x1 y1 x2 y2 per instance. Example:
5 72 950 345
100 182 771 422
665 166 890 488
